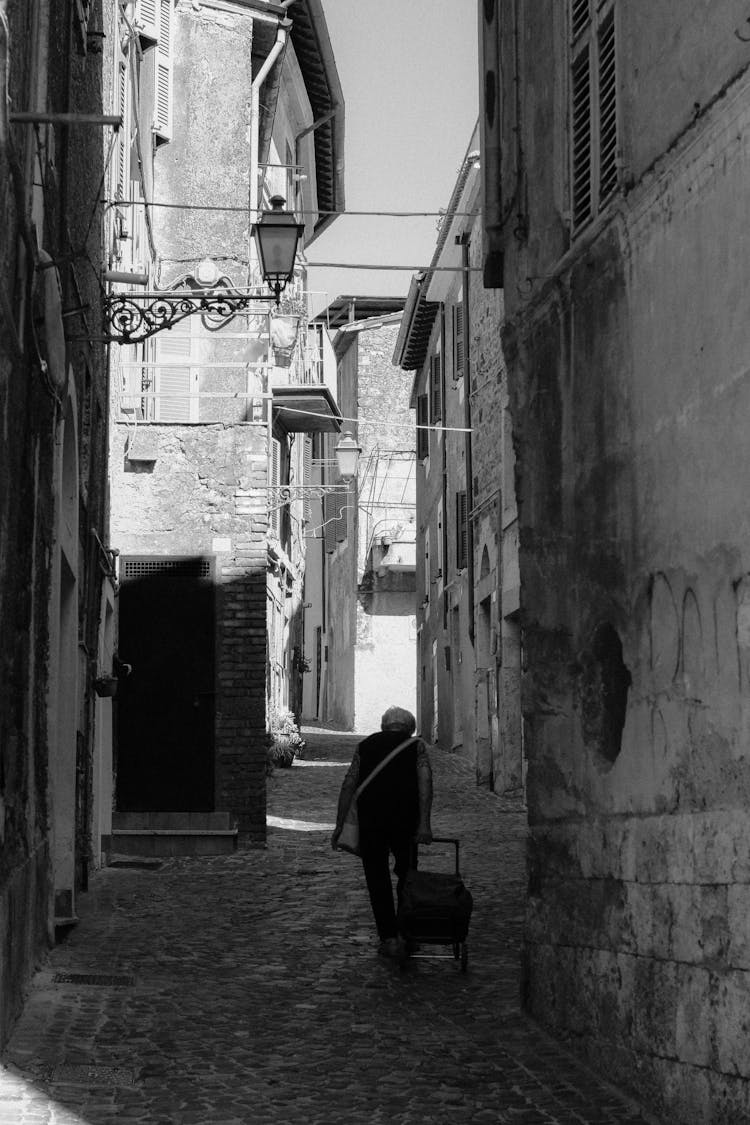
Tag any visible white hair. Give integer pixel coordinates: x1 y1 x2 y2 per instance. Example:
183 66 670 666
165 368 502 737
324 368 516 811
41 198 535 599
381 706 416 734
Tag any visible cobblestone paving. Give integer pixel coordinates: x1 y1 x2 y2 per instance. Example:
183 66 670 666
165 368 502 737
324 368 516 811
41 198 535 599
0 728 658 1124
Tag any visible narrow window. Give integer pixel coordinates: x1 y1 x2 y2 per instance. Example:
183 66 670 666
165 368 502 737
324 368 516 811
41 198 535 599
416 394 429 461
454 302 465 380
570 0 618 231
456 490 468 570
429 353 442 425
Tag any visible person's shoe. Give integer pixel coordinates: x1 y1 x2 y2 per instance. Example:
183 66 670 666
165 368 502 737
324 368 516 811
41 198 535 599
377 937 406 961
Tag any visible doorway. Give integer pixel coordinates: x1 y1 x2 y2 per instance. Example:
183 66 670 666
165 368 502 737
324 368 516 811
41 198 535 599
116 557 216 811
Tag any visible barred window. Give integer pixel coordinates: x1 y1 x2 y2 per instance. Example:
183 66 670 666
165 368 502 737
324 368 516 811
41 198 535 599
570 0 618 231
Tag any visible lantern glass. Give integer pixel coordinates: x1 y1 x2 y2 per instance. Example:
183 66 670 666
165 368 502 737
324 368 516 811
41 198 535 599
253 195 304 293
335 431 361 480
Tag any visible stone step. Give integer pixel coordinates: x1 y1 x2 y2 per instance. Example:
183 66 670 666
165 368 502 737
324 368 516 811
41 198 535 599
110 811 238 857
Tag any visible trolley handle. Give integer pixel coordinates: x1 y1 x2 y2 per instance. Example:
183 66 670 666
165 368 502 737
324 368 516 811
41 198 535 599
422 835 461 875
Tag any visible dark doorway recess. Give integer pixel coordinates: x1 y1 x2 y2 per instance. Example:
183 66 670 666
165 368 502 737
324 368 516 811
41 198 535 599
117 557 216 811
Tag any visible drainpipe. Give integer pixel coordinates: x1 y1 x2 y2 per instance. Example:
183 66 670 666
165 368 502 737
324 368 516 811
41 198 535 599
249 20 290 486
249 22 290 220
440 306 449 635
459 232 475 645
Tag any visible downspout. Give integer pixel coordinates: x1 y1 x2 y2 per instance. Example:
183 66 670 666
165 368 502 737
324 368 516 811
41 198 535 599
249 21 290 220
440 306 449 635
249 19 290 490
459 232 475 645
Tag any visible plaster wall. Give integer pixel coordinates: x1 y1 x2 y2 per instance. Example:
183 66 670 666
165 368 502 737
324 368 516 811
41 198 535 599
354 595 417 734
495 0 750 1115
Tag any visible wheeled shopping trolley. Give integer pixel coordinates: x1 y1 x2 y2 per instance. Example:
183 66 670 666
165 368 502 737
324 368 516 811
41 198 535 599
397 836 473 971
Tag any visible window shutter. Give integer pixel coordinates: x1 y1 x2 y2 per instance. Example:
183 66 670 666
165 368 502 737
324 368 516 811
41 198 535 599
155 319 193 421
429 354 442 424
303 435 313 522
571 0 589 41
154 0 174 143
571 44 592 228
416 394 429 460
116 60 129 199
456 491 468 570
598 10 618 200
270 438 281 537
454 303 465 379
134 0 160 42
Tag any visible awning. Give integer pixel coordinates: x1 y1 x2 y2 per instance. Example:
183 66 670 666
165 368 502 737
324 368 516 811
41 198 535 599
271 384 342 433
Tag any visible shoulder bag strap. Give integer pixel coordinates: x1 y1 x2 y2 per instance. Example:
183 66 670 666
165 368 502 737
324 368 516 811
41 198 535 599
353 736 419 801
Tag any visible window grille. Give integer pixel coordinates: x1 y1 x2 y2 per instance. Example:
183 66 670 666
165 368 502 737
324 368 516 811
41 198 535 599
121 557 212 581
570 0 618 232
416 394 429 461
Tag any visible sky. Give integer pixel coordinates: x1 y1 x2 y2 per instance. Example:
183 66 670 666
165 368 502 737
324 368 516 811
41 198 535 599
305 0 479 318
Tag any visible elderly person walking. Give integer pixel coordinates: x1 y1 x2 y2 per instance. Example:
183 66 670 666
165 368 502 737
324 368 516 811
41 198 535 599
331 706 433 960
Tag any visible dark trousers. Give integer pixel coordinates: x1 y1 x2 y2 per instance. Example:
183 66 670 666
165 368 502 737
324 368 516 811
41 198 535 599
360 830 415 941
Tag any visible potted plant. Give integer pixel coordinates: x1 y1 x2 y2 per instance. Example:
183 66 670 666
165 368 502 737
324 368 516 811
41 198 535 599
267 705 306 769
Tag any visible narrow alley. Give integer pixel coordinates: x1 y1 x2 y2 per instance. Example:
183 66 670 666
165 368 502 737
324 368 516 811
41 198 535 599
0 729 654 1125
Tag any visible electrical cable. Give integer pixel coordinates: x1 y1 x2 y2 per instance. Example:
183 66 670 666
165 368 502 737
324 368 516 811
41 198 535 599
273 403 472 433
107 198 480 218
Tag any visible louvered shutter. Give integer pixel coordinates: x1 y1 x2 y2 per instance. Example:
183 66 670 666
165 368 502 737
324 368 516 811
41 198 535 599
135 0 159 42
302 435 313 522
155 320 193 421
116 60 128 199
598 10 618 200
416 394 429 461
571 44 592 228
571 0 589 40
429 354 442 424
456 491 468 570
269 439 282 537
454 303 464 379
154 0 173 143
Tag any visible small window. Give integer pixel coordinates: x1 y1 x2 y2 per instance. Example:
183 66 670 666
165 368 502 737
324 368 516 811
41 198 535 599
416 394 429 460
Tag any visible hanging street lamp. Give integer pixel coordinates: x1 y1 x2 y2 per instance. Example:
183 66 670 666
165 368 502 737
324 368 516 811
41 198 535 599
334 431 362 480
104 196 304 344
251 195 306 304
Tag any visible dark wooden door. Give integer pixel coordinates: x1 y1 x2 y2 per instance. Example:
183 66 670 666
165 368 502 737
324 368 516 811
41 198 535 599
116 557 216 811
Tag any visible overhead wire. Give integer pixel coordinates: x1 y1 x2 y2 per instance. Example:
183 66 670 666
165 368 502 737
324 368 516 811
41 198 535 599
273 403 472 433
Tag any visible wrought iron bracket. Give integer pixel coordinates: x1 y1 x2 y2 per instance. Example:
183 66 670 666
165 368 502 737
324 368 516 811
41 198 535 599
265 484 351 513
104 287 277 344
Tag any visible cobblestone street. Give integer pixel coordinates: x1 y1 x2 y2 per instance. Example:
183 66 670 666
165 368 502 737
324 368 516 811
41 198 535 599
0 729 656 1124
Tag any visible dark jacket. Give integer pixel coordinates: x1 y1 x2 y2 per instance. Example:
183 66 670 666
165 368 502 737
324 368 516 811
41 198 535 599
356 730 422 836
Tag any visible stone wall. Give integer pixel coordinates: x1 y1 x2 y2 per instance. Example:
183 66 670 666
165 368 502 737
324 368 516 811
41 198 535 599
0 0 111 1046
494 0 750 1116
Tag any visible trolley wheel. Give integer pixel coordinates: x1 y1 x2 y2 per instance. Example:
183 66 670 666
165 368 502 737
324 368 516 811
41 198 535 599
460 942 468 972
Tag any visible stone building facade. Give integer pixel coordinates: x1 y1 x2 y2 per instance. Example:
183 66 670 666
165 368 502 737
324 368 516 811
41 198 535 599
308 303 416 733
394 130 520 791
482 0 750 1118
0 0 113 1048
107 0 344 847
